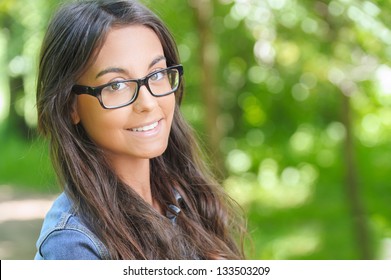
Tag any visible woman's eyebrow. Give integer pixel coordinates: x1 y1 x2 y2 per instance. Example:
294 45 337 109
149 55 166 68
95 56 166 79
95 67 127 79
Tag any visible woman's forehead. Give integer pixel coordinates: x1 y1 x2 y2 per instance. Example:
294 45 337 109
81 25 166 82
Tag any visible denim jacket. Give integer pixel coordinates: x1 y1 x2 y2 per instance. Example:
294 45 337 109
34 191 182 260
34 193 111 260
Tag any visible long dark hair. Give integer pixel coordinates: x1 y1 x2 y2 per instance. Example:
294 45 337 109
37 0 245 259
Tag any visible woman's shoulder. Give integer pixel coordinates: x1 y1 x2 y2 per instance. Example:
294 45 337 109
34 192 110 260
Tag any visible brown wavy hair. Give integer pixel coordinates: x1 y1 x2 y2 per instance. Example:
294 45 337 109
37 0 245 259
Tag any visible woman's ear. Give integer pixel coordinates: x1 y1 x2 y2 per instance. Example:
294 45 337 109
71 101 81 125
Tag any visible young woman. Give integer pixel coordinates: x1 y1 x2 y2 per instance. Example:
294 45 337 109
35 0 245 260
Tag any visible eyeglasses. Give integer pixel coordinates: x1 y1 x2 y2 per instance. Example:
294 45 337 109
72 65 183 109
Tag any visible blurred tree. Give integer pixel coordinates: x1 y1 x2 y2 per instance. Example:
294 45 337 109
0 1 29 138
0 0 55 138
210 0 391 259
189 0 225 176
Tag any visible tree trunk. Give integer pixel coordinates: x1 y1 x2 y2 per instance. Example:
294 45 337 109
314 1 373 259
189 0 225 178
8 75 30 139
2 14 30 139
341 90 373 259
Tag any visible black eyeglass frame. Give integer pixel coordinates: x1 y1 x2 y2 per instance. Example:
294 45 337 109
72 64 184 109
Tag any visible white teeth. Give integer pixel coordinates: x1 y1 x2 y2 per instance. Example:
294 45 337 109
131 121 158 132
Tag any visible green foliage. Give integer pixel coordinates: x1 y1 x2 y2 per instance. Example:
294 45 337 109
1 0 391 260
0 135 56 192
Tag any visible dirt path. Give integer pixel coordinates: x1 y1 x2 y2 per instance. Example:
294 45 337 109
0 185 57 259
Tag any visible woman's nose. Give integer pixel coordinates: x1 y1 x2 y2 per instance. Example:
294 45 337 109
132 85 158 113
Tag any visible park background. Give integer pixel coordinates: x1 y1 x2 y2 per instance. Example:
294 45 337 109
1 0 391 260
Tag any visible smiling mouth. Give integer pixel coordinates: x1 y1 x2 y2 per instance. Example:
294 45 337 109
130 121 159 132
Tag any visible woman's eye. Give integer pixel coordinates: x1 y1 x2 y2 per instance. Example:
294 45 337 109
108 82 126 91
150 71 165 81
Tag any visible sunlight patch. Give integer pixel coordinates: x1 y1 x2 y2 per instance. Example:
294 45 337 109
0 199 54 224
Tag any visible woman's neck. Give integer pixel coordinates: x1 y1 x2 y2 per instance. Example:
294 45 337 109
109 156 153 205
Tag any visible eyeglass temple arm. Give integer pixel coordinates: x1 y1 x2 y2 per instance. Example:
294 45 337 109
72 85 96 96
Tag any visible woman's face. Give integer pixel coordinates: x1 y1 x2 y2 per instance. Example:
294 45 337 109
72 25 175 165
